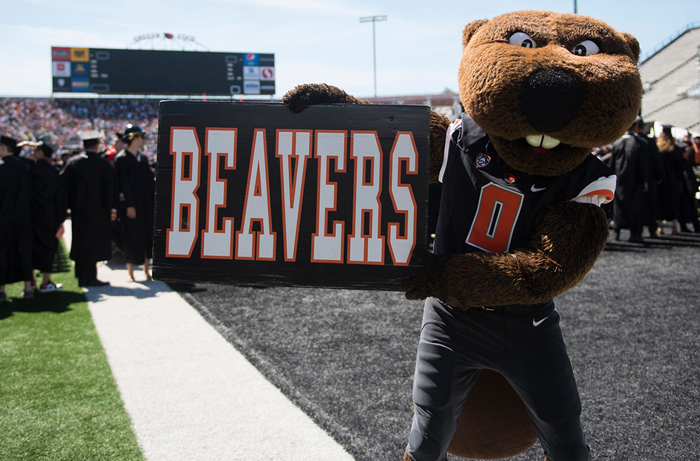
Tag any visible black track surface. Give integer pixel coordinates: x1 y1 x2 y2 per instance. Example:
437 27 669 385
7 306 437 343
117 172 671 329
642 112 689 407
172 230 700 461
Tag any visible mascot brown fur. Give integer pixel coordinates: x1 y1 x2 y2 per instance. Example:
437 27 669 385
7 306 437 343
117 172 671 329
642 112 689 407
284 10 642 460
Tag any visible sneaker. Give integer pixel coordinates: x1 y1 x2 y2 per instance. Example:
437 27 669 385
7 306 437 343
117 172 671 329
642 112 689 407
39 281 63 293
22 290 34 300
0 292 6 303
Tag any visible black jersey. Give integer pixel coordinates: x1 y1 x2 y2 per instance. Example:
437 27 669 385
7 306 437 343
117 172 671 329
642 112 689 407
434 114 616 256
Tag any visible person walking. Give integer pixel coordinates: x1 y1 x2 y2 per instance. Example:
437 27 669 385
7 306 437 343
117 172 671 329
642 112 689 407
678 140 700 232
61 131 115 287
114 124 155 282
655 127 685 235
28 135 68 292
0 133 34 301
639 131 665 238
610 117 649 243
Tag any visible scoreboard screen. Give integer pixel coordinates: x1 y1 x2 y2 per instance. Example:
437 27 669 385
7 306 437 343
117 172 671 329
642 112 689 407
51 47 275 96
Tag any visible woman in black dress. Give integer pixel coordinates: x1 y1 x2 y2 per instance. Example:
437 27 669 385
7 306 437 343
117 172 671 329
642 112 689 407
114 124 155 282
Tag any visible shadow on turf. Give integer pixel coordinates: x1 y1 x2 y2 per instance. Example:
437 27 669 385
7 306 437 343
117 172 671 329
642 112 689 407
0 290 85 320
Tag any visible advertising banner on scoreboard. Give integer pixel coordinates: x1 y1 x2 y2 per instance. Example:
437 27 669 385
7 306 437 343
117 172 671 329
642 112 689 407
153 102 430 290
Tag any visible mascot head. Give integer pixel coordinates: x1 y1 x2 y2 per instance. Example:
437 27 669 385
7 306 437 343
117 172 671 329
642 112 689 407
458 10 642 176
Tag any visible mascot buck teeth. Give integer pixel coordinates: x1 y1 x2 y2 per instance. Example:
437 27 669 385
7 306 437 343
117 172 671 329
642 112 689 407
284 9 642 461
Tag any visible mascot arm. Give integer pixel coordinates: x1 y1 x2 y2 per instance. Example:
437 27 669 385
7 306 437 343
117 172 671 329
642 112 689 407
283 84 449 182
402 200 609 308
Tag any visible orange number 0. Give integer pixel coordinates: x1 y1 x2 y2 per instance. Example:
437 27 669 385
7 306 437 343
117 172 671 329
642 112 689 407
466 183 524 253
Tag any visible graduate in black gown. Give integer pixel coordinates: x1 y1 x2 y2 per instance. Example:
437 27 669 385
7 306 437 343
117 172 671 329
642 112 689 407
678 142 700 232
114 124 155 282
639 131 665 238
655 127 685 235
610 118 650 243
61 131 115 287
28 135 68 292
0 133 34 301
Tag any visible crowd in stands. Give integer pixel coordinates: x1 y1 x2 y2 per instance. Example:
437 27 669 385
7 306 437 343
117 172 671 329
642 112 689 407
0 98 159 157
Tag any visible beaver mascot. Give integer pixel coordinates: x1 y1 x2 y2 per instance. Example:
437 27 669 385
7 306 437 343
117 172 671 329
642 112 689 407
283 10 642 461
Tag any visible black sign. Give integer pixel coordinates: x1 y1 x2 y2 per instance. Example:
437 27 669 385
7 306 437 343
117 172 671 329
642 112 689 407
51 47 274 95
153 102 430 290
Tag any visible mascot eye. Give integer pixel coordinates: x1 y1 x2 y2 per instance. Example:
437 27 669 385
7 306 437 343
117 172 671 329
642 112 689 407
509 32 537 49
573 40 600 56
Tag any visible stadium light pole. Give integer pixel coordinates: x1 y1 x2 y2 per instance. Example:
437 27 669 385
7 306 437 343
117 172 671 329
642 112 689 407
574 0 577 13
360 15 387 97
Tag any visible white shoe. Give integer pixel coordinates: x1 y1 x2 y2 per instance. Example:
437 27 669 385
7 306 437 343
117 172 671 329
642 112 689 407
39 281 63 293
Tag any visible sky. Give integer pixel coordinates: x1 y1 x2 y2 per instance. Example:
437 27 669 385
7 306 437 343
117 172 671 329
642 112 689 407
1 0 698 99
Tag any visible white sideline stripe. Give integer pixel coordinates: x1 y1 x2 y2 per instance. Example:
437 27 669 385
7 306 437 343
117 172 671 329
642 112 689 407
66 226 353 460
87 267 354 461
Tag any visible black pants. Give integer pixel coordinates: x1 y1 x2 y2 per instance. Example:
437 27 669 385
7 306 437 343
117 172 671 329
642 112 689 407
406 298 590 461
74 260 96 284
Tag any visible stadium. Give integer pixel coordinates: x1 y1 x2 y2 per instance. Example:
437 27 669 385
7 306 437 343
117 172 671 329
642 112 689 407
2 6 700 461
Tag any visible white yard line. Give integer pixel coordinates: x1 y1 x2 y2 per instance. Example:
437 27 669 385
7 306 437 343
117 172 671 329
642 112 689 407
66 222 354 461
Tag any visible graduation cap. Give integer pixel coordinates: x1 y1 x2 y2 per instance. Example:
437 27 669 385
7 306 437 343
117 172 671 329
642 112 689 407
36 133 60 156
79 130 105 150
627 115 645 132
79 130 104 143
122 124 145 142
661 125 674 138
0 132 19 150
37 133 59 153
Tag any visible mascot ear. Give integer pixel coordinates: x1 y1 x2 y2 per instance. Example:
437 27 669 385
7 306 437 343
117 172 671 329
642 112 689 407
462 19 489 47
622 32 640 63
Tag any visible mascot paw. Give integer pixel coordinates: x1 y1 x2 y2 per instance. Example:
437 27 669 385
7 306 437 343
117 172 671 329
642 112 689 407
400 248 446 301
283 83 367 113
282 83 325 113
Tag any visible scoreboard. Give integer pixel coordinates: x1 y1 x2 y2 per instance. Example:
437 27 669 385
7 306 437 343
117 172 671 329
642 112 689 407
51 47 275 96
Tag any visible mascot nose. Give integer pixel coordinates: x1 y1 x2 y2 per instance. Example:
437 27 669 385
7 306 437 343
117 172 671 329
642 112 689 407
521 68 585 132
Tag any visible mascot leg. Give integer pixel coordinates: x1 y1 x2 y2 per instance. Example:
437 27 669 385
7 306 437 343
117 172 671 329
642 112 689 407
405 299 480 461
406 300 590 461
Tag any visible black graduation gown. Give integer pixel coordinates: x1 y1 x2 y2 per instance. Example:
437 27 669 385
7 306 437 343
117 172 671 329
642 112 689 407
610 134 649 230
0 155 33 284
679 155 699 225
31 158 68 272
61 151 115 264
114 150 155 264
640 138 665 227
656 147 684 221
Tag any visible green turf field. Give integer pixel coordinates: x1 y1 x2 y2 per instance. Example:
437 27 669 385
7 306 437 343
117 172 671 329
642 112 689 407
0 270 144 461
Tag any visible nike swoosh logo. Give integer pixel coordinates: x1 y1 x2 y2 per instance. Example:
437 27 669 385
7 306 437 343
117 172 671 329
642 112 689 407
533 317 548 327
531 185 547 193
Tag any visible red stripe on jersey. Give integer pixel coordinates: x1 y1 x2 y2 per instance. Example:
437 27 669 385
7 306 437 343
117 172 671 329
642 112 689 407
581 188 614 202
